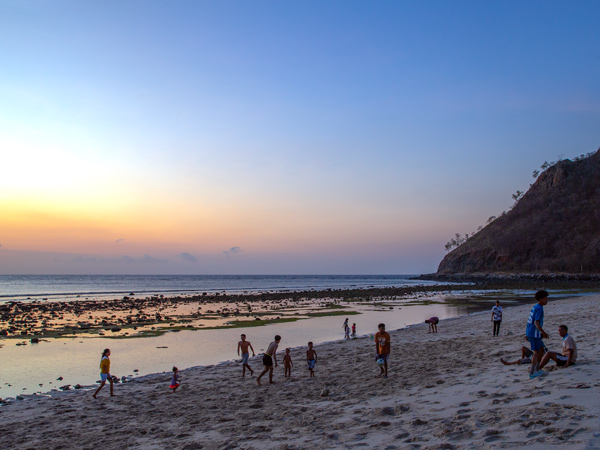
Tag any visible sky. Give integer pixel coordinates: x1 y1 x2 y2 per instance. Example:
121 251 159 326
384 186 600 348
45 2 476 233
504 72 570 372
1 1 599 275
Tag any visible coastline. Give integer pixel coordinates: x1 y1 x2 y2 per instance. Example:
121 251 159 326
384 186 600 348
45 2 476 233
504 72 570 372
2 294 599 449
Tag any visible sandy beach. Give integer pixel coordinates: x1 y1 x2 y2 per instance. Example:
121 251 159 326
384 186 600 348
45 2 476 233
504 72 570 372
2 294 599 449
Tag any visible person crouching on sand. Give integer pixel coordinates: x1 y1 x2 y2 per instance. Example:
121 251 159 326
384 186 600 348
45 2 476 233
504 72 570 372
425 317 439 333
93 348 114 399
257 335 281 385
170 366 181 393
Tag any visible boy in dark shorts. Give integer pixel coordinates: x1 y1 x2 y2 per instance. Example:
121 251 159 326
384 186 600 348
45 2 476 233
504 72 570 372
525 290 549 378
306 342 317 378
257 335 281 385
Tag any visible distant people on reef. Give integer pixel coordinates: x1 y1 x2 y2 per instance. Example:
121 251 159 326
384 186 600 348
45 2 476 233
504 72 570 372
283 348 293 378
237 334 256 377
306 342 317 378
538 325 577 370
170 366 181 393
491 300 503 336
93 348 114 399
343 318 350 339
526 290 550 379
374 323 390 378
257 335 281 386
425 317 439 333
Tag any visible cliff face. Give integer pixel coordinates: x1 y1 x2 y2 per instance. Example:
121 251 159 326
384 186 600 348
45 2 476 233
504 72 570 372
437 150 600 274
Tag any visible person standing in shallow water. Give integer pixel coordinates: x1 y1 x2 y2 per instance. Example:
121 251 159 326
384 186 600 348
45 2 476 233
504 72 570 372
93 348 114 398
491 300 503 336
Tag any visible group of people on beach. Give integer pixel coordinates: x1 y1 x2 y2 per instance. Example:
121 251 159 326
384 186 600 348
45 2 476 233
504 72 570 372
495 290 578 379
91 289 576 398
235 334 319 384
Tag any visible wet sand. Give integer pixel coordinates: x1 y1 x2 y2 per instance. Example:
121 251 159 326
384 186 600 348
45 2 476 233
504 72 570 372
1 294 599 449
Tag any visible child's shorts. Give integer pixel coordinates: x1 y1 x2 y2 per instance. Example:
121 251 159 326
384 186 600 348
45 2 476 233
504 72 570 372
170 383 180 389
100 373 109 382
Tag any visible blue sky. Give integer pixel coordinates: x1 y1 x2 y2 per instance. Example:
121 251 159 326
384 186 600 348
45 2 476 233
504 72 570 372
0 1 599 274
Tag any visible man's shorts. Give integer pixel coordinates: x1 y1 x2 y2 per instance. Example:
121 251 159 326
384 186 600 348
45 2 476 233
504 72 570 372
241 352 249 364
555 355 573 366
100 373 109 382
376 354 389 362
307 359 316 370
528 337 544 351
262 354 273 367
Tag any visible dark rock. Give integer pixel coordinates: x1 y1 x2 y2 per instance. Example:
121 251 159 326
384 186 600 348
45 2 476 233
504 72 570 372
381 407 395 416
59 385 71 391
30 338 39 343
110 327 122 332
320 388 330 397
74 384 83 389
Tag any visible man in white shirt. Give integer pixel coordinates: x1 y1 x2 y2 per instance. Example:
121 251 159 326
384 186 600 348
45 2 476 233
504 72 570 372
491 300 503 336
539 325 577 369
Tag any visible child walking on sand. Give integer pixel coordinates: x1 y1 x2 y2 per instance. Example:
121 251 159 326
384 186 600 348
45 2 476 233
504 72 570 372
351 323 357 338
283 348 293 378
93 348 114 399
170 366 181 393
306 342 317 378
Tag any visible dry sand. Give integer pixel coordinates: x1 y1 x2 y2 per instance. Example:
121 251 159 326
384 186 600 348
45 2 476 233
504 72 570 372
2 294 599 449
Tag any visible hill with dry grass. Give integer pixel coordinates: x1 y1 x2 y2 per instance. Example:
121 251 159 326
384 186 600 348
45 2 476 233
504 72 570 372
436 149 600 275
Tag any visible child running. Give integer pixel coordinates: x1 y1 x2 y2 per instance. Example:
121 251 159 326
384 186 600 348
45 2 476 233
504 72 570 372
257 335 281 385
283 348 293 378
92 348 114 399
306 342 317 378
170 366 181 393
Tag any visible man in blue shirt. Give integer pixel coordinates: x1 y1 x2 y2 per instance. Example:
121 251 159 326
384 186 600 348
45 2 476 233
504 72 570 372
525 290 549 378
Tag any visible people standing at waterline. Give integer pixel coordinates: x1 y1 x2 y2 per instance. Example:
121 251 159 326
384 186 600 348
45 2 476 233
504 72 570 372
257 335 281 386
491 300 503 336
237 334 255 377
526 290 550 378
92 348 114 398
343 318 350 339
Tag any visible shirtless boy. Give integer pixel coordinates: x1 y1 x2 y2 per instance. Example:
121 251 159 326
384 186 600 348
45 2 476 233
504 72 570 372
306 341 317 378
374 323 391 377
237 334 256 377
283 348 293 378
257 335 281 385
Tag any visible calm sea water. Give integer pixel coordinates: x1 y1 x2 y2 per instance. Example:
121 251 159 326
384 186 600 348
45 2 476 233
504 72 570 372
0 274 436 302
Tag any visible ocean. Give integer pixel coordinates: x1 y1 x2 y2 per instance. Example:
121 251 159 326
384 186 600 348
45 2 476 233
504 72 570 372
0 274 433 302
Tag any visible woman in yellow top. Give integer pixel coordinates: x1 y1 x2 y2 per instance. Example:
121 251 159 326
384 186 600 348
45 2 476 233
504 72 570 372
93 348 114 398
